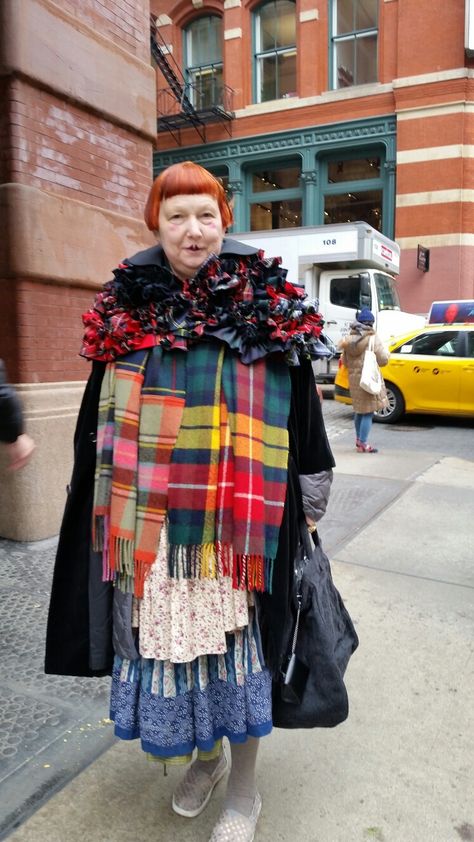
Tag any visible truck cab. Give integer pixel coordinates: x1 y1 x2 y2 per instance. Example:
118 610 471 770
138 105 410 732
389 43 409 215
308 266 403 348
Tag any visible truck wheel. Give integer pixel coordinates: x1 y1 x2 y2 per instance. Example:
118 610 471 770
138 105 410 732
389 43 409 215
374 383 405 424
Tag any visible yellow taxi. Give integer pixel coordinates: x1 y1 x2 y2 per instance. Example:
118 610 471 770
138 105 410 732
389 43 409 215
334 323 474 423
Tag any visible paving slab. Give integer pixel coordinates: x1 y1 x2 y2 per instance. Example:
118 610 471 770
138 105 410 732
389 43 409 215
333 459 474 588
415 456 474 489
318 473 407 557
330 442 441 482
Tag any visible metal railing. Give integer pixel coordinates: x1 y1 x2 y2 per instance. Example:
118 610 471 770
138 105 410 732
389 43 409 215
157 78 234 118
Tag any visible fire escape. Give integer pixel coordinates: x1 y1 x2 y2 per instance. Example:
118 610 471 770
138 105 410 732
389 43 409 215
150 16 234 145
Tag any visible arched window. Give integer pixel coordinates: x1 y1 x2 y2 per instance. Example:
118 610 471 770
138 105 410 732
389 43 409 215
254 0 296 103
184 16 223 109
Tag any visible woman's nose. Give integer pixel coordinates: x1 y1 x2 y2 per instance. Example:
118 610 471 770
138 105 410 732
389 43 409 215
186 216 202 237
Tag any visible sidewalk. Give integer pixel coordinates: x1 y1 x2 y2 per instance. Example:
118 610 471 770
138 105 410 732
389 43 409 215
2 406 474 842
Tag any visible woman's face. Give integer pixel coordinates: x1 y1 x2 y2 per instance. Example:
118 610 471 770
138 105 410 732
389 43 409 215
158 193 225 280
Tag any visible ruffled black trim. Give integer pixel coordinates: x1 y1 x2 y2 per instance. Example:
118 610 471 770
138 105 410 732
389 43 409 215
81 252 333 366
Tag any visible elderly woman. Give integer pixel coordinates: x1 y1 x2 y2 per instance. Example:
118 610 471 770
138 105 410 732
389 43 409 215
339 308 389 453
46 162 335 842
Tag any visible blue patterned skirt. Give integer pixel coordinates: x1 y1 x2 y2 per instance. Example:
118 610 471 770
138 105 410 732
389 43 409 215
110 614 273 758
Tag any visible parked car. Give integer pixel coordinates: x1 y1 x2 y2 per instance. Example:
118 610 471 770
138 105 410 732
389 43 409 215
334 324 474 423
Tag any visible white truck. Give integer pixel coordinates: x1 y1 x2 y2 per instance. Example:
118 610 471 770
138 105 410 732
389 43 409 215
237 221 425 380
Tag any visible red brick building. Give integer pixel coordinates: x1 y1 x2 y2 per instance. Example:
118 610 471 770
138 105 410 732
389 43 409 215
151 0 474 314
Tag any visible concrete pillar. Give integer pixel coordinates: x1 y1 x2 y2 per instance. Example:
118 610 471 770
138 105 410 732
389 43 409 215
0 0 156 540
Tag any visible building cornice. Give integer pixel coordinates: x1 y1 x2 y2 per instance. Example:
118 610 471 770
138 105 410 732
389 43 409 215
155 115 397 168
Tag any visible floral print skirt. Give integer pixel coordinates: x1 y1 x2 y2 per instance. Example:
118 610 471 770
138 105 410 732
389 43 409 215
109 611 273 759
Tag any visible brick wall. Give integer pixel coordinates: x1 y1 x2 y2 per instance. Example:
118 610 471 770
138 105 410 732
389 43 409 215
61 0 150 61
0 77 11 183
8 79 151 217
13 280 94 383
1 1 156 385
396 0 466 76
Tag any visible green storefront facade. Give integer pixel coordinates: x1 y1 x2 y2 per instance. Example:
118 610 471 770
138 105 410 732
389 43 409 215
154 114 397 239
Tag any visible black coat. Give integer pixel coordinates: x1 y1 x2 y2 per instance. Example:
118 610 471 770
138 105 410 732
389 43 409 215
45 243 335 678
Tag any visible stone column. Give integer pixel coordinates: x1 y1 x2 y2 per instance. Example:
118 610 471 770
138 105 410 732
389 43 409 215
0 0 156 539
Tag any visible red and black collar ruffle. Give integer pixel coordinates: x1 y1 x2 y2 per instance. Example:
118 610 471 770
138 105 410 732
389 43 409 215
80 250 332 366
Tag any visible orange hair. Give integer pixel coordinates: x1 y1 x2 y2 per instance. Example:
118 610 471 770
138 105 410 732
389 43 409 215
144 161 233 232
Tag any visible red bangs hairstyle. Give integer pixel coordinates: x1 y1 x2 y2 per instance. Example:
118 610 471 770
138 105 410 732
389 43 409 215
144 161 233 232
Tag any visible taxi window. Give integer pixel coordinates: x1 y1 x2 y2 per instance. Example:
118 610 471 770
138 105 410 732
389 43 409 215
400 330 460 356
466 332 474 358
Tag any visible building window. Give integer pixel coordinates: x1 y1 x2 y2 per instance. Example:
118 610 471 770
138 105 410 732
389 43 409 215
331 0 378 89
322 152 383 229
324 190 383 227
248 161 302 229
254 0 296 103
184 16 223 109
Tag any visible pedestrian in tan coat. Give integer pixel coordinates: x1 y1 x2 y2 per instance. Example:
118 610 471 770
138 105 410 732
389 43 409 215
339 308 389 453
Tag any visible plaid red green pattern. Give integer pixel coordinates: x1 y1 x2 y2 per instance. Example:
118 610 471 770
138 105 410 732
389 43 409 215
93 342 291 596
167 345 291 591
93 348 186 596
223 352 291 589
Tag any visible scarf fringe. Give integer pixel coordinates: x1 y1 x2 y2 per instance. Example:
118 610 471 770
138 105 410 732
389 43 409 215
110 533 135 578
116 573 134 594
95 523 275 594
168 543 219 580
94 513 276 597
134 556 154 599
216 540 232 577
169 542 273 592
93 514 114 581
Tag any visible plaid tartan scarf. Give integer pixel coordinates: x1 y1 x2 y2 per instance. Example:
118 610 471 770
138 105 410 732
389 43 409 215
93 342 291 596
93 347 186 596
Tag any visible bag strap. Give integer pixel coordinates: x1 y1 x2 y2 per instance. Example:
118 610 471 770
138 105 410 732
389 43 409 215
289 519 314 657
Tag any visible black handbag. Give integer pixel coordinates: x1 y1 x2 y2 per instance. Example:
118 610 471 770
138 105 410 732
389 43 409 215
272 520 359 729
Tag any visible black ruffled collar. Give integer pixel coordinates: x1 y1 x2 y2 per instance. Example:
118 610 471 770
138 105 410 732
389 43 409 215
81 247 332 366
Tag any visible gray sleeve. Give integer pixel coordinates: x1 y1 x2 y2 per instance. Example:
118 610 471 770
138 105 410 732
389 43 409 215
299 468 334 523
